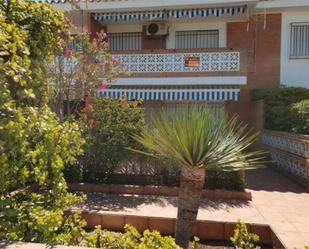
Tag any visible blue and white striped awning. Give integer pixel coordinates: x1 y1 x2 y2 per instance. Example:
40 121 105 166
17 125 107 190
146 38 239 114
93 6 247 22
98 87 240 101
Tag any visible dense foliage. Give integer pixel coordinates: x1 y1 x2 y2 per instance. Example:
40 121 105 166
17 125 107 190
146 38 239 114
0 0 70 106
82 225 182 249
252 87 309 135
67 97 145 183
205 170 245 191
230 220 260 249
0 0 85 243
291 99 309 135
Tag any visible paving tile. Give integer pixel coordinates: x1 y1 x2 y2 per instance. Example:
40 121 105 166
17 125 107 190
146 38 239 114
291 223 309 233
70 168 309 249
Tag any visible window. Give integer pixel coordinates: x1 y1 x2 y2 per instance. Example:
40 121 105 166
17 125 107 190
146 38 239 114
290 23 309 58
67 35 81 51
175 30 219 49
108 32 142 51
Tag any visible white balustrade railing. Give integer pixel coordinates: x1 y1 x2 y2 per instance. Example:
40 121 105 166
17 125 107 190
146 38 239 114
112 51 240 73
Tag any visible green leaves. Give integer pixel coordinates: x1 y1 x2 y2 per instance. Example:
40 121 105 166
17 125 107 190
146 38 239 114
131 106 265 171
291 99 309 134
0 1 85 244
75 97 145 183
231 220 260 249
0 0 69 106
253 87 309 134
82 224 181 249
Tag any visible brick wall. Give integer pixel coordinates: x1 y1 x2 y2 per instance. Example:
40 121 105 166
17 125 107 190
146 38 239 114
89 18 106 40
227 14 282 101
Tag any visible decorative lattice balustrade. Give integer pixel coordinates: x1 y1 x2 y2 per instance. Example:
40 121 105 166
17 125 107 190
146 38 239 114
262 130 309 189
262 130 309 159
112 51 241 73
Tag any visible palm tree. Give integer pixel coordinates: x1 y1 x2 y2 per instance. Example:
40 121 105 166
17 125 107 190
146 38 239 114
131 106 265 249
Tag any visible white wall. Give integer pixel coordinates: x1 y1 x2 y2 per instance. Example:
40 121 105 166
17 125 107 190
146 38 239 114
105 20 226 48
106 23 142 33
281 11 309 88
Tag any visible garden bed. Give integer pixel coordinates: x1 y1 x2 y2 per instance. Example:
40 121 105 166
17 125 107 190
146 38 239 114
64 211 284 249
68 183 252 201
0 241 271 249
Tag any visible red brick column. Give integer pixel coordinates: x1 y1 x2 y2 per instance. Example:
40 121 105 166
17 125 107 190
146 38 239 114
88 13 107 39
227 14 282 101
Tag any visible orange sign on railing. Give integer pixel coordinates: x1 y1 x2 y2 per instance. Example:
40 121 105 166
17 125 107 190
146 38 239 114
184 57 200 67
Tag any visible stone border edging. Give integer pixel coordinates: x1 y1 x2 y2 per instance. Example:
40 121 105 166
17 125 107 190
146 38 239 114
66 211 285 248
68 183 252 200
2 213 287 249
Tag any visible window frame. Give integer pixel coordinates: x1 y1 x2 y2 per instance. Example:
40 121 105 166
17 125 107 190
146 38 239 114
175 29 219 50
289 22 309 59
108 32 143 51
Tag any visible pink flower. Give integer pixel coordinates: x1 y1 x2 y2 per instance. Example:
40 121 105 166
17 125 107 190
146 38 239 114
59 38 65 46
119 63 125 70
112 58 118 66
97 31 108 40
64 48 73 58
74 77 81 85
79 52 85 60
84 96 95 113
92 39 98 49
97 82 108 90
91 120 98 128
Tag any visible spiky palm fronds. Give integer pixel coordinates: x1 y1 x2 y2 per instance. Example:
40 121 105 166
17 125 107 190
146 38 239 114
131 106 265 171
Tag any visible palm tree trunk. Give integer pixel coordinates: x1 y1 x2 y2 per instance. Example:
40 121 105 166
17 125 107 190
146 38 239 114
175 165 205 249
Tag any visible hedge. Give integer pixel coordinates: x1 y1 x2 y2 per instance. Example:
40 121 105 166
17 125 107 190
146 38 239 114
252 87 309 135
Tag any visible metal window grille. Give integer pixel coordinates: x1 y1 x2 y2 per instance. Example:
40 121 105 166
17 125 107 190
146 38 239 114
67 35 81 51
108 32 142 51
175 30 219 49
290 23 309 58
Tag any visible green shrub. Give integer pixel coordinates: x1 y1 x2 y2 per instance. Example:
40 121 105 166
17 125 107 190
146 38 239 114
74 98 145 183
231 220 260 249
205 170 245 191
291 100 309 134
82 225 181 248
252 87 309 134
0 98 86 244
0 1 85 244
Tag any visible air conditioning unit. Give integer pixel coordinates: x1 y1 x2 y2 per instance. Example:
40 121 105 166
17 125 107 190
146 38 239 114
146 22 168 36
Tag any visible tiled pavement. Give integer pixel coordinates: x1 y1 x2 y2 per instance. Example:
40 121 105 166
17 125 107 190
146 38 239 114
3 168 309 249
73 167 309 249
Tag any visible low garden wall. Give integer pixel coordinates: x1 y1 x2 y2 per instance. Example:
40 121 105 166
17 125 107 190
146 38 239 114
68 183 252 200
262 129 309 190
62 211 285 248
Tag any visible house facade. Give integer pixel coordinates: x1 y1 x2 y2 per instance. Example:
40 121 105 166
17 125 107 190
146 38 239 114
49 0 309 102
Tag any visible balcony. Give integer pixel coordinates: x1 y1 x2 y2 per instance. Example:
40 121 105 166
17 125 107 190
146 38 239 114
111 48 247 78
100 48 248 101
